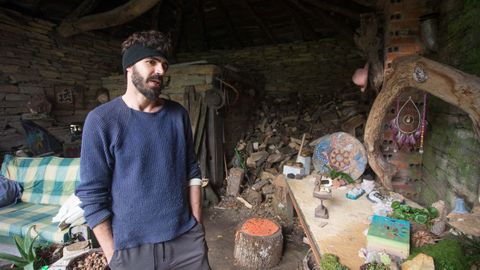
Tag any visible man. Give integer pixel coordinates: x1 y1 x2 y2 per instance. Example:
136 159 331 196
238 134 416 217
76 30 210 270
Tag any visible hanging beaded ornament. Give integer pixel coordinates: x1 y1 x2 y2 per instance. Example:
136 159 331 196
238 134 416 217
390 94 427 153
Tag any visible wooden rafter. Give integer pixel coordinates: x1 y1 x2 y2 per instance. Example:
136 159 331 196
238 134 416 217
196 0 209 49
215 0 243 48
64 0 102 20
57 0 163 37
150 1 163 30
171 0 183 58
351 0 377 8
302 0 361 21
364 56 480 189
279 0 318 41
242 0 277 44
287 0 354 43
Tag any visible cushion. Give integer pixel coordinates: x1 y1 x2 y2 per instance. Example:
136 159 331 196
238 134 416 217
0 202 69 243
0 175 22 208
0 155 80 206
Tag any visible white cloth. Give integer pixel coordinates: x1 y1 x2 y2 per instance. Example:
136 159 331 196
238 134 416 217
189 178 202 186
52 194 84 225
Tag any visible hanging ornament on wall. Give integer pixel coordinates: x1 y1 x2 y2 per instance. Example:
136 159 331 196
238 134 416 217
390 94 428 153
419 94 428 154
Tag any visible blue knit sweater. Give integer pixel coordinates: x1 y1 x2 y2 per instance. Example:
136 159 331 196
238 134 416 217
76 97 201 250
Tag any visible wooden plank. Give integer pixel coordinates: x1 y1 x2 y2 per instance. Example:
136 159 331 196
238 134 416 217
194 102 207 155
447 211 480 237
286 177 373 269
207 106 224 187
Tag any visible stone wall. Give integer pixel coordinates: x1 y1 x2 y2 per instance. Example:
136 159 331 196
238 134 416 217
177 39 363 95
418 0 480 208
102 64 222 104
0 8 121 153
421 97 480 207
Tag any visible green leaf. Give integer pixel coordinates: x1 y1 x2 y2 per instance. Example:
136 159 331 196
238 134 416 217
26 235 39 262
23 262 35 270
391 201 401 209
23 226 38 261
13 235 28 260
0 252 27 266
337 172 354 183
427 207 439 219
414 214 428 224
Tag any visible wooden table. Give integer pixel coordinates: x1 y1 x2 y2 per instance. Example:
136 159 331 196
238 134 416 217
286 176 374 269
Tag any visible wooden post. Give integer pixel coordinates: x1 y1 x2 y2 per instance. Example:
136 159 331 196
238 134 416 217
234 218 283 268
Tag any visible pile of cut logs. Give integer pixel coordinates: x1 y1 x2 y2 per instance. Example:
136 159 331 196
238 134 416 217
225 89 370 209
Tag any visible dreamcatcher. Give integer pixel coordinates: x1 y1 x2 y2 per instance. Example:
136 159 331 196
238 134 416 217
390 94 428 153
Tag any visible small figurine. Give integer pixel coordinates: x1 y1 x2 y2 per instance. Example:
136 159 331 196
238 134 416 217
313 179 333 219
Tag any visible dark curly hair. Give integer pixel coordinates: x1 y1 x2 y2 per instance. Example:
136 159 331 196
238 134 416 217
121 30 171 55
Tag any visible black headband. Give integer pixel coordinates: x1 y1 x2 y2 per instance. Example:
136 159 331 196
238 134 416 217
122 44 168 72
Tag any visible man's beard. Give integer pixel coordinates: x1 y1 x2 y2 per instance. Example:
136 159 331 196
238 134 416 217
131 67 164 101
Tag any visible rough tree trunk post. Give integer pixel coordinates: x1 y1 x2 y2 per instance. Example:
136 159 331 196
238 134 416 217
234 218 283 268
364 55 480 189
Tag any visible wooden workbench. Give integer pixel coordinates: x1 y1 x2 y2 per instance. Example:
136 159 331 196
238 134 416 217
287 177 374 269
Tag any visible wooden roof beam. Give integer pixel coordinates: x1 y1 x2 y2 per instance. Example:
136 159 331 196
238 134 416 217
150 1 164 30
64 0 102 20
57 0 163 37
279 0 318 41
196 0 209 50
171 0 183 59
287 0 354 44
301 0 361 21
242 0 277 44
215 0 243 48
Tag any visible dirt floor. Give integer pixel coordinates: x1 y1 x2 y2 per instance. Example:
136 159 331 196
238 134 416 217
0 205 310 270
203 206 310 270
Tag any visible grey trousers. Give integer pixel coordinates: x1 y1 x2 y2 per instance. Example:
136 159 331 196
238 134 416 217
108 222 210 270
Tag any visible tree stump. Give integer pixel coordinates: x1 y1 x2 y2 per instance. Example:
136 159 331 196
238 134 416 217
234 218 283 269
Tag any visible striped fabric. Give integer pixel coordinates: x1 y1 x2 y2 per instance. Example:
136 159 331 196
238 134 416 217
0 155 81 243
0 202 69 243
1 155 80 206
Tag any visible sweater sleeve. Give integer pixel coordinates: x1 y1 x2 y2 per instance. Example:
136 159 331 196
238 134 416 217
183 109 202 180
76 112 114 229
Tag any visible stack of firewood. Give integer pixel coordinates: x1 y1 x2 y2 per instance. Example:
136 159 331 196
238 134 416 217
226 89 370 208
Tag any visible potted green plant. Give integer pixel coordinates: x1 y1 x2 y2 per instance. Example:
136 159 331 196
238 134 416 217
0 225 43 270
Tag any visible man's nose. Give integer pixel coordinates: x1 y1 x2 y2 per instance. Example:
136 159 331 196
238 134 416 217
155 64 165 75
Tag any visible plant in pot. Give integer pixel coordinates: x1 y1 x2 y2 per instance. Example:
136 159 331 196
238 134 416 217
0 225 44 270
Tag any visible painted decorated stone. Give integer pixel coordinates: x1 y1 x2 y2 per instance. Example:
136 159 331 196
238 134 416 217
312 132 367 180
